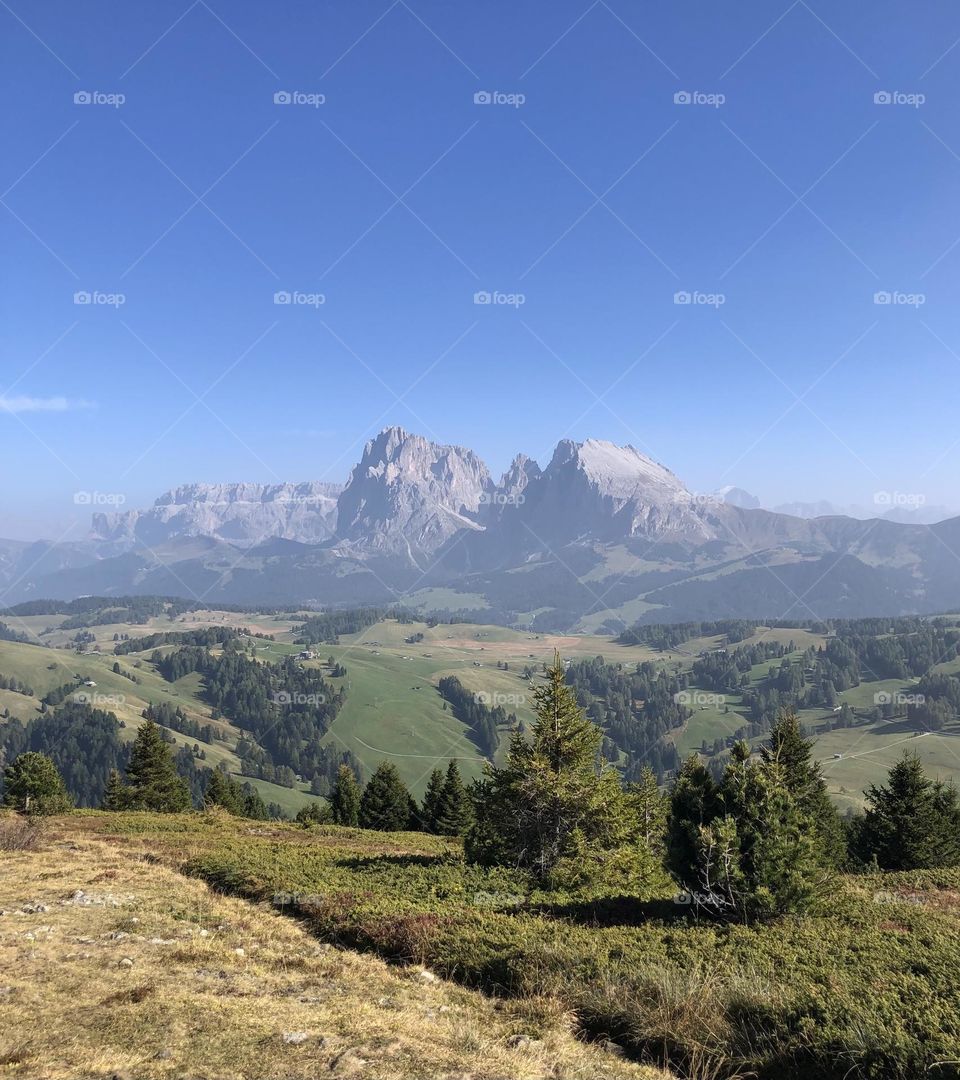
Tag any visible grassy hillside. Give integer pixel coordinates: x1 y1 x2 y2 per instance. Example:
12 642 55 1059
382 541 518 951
44 810 960 1080
0 813 657 1080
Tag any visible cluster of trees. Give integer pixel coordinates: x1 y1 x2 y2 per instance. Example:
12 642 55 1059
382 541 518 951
152 642 349 785
142 702 219 745
437 675 510 757
0 673 35 696
117 625 239 655
618 619 765 650
565 656 684 782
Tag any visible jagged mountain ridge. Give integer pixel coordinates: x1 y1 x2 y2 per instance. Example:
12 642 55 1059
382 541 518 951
3 426 960 627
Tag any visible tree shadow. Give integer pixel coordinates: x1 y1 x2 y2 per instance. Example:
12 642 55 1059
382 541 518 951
528 894 688 927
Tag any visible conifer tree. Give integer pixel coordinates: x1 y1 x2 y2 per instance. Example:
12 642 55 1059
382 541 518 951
358 762 414 831
204 767 243 814
670 743 828 922
862 752 960 869
242 785 269 821
630 764 668 859
761 709 845 866
330 763 361 826
419 767 445 833
2 752 72 815
125 719 191 812
434 760 473 836
466 653 651 889
666 755 721 886
102 768 129 811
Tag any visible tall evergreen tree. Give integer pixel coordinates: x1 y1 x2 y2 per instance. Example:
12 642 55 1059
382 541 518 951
2 752 72 815
358 762 414 831
862 752 960 869
630 764 668 859
466 653 652 889
670 742 828 923
125 719 191 812
419 767 445 833
203 768 244 814
102 768 129 811
761 709 845 865
434 760 473 837
330 763 361 826
666 755 721 886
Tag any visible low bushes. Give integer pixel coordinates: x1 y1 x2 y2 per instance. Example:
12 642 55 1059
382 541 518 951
145 815 960 1079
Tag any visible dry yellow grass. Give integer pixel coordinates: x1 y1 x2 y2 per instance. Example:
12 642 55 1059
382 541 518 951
0 821 668 1080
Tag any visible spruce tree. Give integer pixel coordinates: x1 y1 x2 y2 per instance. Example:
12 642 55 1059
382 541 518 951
204 768 243 814
125 719 191 812
630 765 668 859
466 653 651 889
358 762 414 831
102 768 129 811
2 752 72 815
666 755 721 887
434 760 473 837
419 768 445 833
670 743 828 922
862 752 960 869
761 709 845 866
242 786 269 821
330 763 361 826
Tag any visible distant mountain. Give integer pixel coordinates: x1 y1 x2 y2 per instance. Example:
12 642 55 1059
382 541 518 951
91 481 342 548
3 427 960 628
716 485 761 510
333 427 493 563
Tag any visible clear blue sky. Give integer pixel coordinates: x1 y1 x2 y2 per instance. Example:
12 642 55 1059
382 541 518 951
3 0 960 538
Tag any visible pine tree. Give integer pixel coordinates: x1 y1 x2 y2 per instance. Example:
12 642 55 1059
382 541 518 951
419 768 445 833
761 709 845 866
358 762 414 831
125 719 191 812
204 768 243 814
330 764 361 826
242 786 269 821
2 752 72 815
434 760 473 837
670 742 828 923
862 752 960 869
666 755 721 887
466 653 652 889
630 765 668 859
102 768 129 811
296 800 332 826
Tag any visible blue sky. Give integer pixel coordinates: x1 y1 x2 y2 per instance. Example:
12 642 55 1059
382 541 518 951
3 0 960 538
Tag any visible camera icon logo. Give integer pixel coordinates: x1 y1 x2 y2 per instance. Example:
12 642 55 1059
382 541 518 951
274 90 292 104
73 91 92 104
473 91 492 105
674 91 692 104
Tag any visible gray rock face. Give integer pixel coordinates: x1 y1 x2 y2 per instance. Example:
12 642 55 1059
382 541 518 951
91 482 342 547
504 438 718 545
333 427 495 562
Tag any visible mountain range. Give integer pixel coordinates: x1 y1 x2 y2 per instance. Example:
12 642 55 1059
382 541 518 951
4 426 960 631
